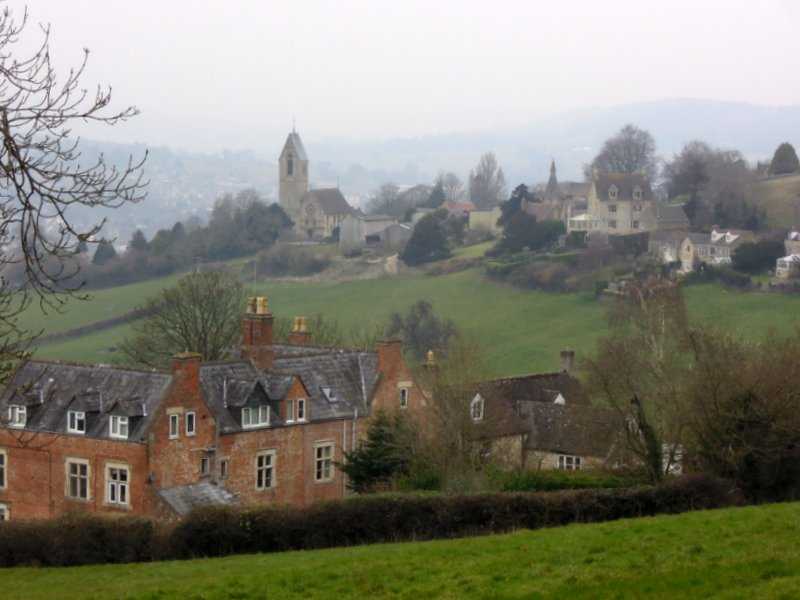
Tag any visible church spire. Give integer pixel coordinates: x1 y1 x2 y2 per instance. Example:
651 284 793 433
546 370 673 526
545 159 559 199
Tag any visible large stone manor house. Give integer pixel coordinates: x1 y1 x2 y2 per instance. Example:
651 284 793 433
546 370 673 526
278 130 355 240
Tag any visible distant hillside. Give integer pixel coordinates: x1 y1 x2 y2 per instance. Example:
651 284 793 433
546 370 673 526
751 173 800 228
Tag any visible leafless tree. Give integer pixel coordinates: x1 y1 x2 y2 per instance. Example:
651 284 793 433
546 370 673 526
468 153 506 209
119 270 246 368
0 5 146 380
586 124 658 181
438 172 465 202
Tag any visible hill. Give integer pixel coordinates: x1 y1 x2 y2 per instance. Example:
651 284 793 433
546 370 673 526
3 501 800 599
29 265 800 377
751 173 800 227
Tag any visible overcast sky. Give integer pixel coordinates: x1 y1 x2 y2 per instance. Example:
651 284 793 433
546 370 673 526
13 0 800 153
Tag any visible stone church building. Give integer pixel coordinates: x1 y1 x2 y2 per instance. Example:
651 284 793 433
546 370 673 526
279 130 355 240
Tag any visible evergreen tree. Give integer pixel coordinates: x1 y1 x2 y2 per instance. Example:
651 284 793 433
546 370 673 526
422 179 446 209
92 240 118 266
128 229 149 252
400 210 451 266
339 411 414 493
769 142 800 175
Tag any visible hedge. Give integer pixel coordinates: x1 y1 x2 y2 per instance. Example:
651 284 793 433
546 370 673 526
0 475 736 568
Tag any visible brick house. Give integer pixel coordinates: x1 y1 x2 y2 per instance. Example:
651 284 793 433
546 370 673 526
0 298 425 521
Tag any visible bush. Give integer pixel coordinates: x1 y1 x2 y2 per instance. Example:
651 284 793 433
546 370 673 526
732 240 785 274
0 475 735 567
255 245 331 277
683 264 751 289
489 469 647 492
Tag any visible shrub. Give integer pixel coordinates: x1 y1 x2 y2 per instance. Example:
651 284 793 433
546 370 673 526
255 245 331 277
683 264 751 289
489 469 647 492
732 240 785 274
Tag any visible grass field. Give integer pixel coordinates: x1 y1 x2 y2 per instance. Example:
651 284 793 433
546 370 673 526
31 265 800 376
2 502 800 599
751 174 800 227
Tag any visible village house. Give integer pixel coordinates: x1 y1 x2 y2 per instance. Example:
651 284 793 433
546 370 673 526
339 213 412 251
678 229 755 272
776 231 800 280
0 298 426 521
467 351 622 471
524 161 589 226
278 130 356 240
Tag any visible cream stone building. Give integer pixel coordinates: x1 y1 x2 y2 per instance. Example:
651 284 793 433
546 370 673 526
568 171 658 234
278 130 355 240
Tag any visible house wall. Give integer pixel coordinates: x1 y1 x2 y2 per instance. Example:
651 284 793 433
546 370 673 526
524 450 605 471
0 429 152 520
469 208 502 233
370 341 429 418
489 435 524 469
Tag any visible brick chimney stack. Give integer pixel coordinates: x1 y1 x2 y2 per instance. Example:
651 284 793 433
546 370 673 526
376 339 403 377
560 349 575 374
172 351 202 397
287 316 312 346
241 296 275 371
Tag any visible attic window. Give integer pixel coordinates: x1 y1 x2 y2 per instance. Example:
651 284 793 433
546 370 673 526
608 185 618 201
68 411 86 435
7 405 26 428
470 394 485 422
242 405 270 429
110 415 129 440
297 398 306 422
633 187 642 201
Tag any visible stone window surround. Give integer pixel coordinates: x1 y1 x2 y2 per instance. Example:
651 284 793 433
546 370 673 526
104 462 131 508
0 448 6 490
255 449 276 490
65 457 91 501
314 441 334 483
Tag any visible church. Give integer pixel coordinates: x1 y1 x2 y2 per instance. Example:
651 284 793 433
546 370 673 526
278 130 355 240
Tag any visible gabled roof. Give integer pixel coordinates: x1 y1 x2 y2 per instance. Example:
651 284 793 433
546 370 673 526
158 482 237 516
656 204 689 227
650 229 688 243
280 131 308 161
304 188 354 215
594 172 654 202
0 360 171 441
526 402 621 458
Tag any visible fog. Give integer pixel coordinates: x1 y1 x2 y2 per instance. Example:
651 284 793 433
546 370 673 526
12 0 800 153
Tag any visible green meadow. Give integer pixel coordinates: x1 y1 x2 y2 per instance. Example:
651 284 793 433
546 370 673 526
2 502 800 599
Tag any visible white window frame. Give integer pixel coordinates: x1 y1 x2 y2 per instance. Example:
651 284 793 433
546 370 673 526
67 410 86 434
105 463 130 507
8 405 26 428
314 442 334 482
286 399 295 423
297 398 306 422
399 388 409 409
185 411 196 436
109 415 129 440
0 449 6 490
169 414 180 439
608 185 618 201
0 502 8 521
255 450 276 490
66 458 91 501
242 405 270 429
470 394 485 422
557 455 582 471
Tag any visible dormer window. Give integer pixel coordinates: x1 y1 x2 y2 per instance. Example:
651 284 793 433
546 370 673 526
297 398 306 422
286 399 295 423
7 405 26 428
633 187 643 201
110 415 129 440
608 185 618 201
242 405 270 429
470 394 485 422
67 410 86 434
322 387 337 403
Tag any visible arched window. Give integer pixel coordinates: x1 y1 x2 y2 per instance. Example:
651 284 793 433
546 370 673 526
287 153 294 176
470 394 485 422
608 185 618 201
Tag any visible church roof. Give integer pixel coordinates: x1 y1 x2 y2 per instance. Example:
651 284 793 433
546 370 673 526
280 131 308 161
304 188 355 216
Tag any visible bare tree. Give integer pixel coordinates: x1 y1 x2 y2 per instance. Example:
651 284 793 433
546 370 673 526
468 153 506 209
438 172 465 202
0 5 146 381
586 124 658 180
119 270 246 368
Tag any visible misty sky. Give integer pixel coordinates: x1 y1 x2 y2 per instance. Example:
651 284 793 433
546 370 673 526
14 0 800 154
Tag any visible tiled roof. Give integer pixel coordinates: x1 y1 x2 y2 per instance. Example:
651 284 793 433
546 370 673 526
526 402 621 458
0 360 171 442
594 172 654 202
304 188 354 215
280 132 308 161
656 204 689 227
158 482 237 516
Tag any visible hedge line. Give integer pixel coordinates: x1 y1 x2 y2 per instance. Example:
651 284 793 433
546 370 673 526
0 475 736 568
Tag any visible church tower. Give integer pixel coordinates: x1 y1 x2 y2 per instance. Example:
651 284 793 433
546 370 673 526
278 129 309 222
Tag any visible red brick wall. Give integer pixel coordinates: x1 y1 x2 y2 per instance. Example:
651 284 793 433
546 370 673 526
371 340 428 419
0 429 152 520
148 354 217 490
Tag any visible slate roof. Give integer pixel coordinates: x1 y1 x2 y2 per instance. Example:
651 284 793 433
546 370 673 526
304 188 354 215
594 172 654 202
158 482 237 516
280 131 308 161
526 403 621 459
650 229 688 244
0 360 171 442
656 204 690 228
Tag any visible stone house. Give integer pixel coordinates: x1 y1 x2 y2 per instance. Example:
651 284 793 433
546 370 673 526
278 130 355 239
339 213 410 250
525 161 589 226
0 298 425 521
649 230 688 264
678 229 755 272
568 171 658 235
776 254 800 279
466 351 621 471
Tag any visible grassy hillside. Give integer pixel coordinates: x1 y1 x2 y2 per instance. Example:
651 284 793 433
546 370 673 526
751 174 800 227
3 502 800 599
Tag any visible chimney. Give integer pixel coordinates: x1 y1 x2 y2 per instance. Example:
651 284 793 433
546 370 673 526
376 339 403 376
287 315 312 345
560 349 575 374
241 295 274 371
172 351 203 397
